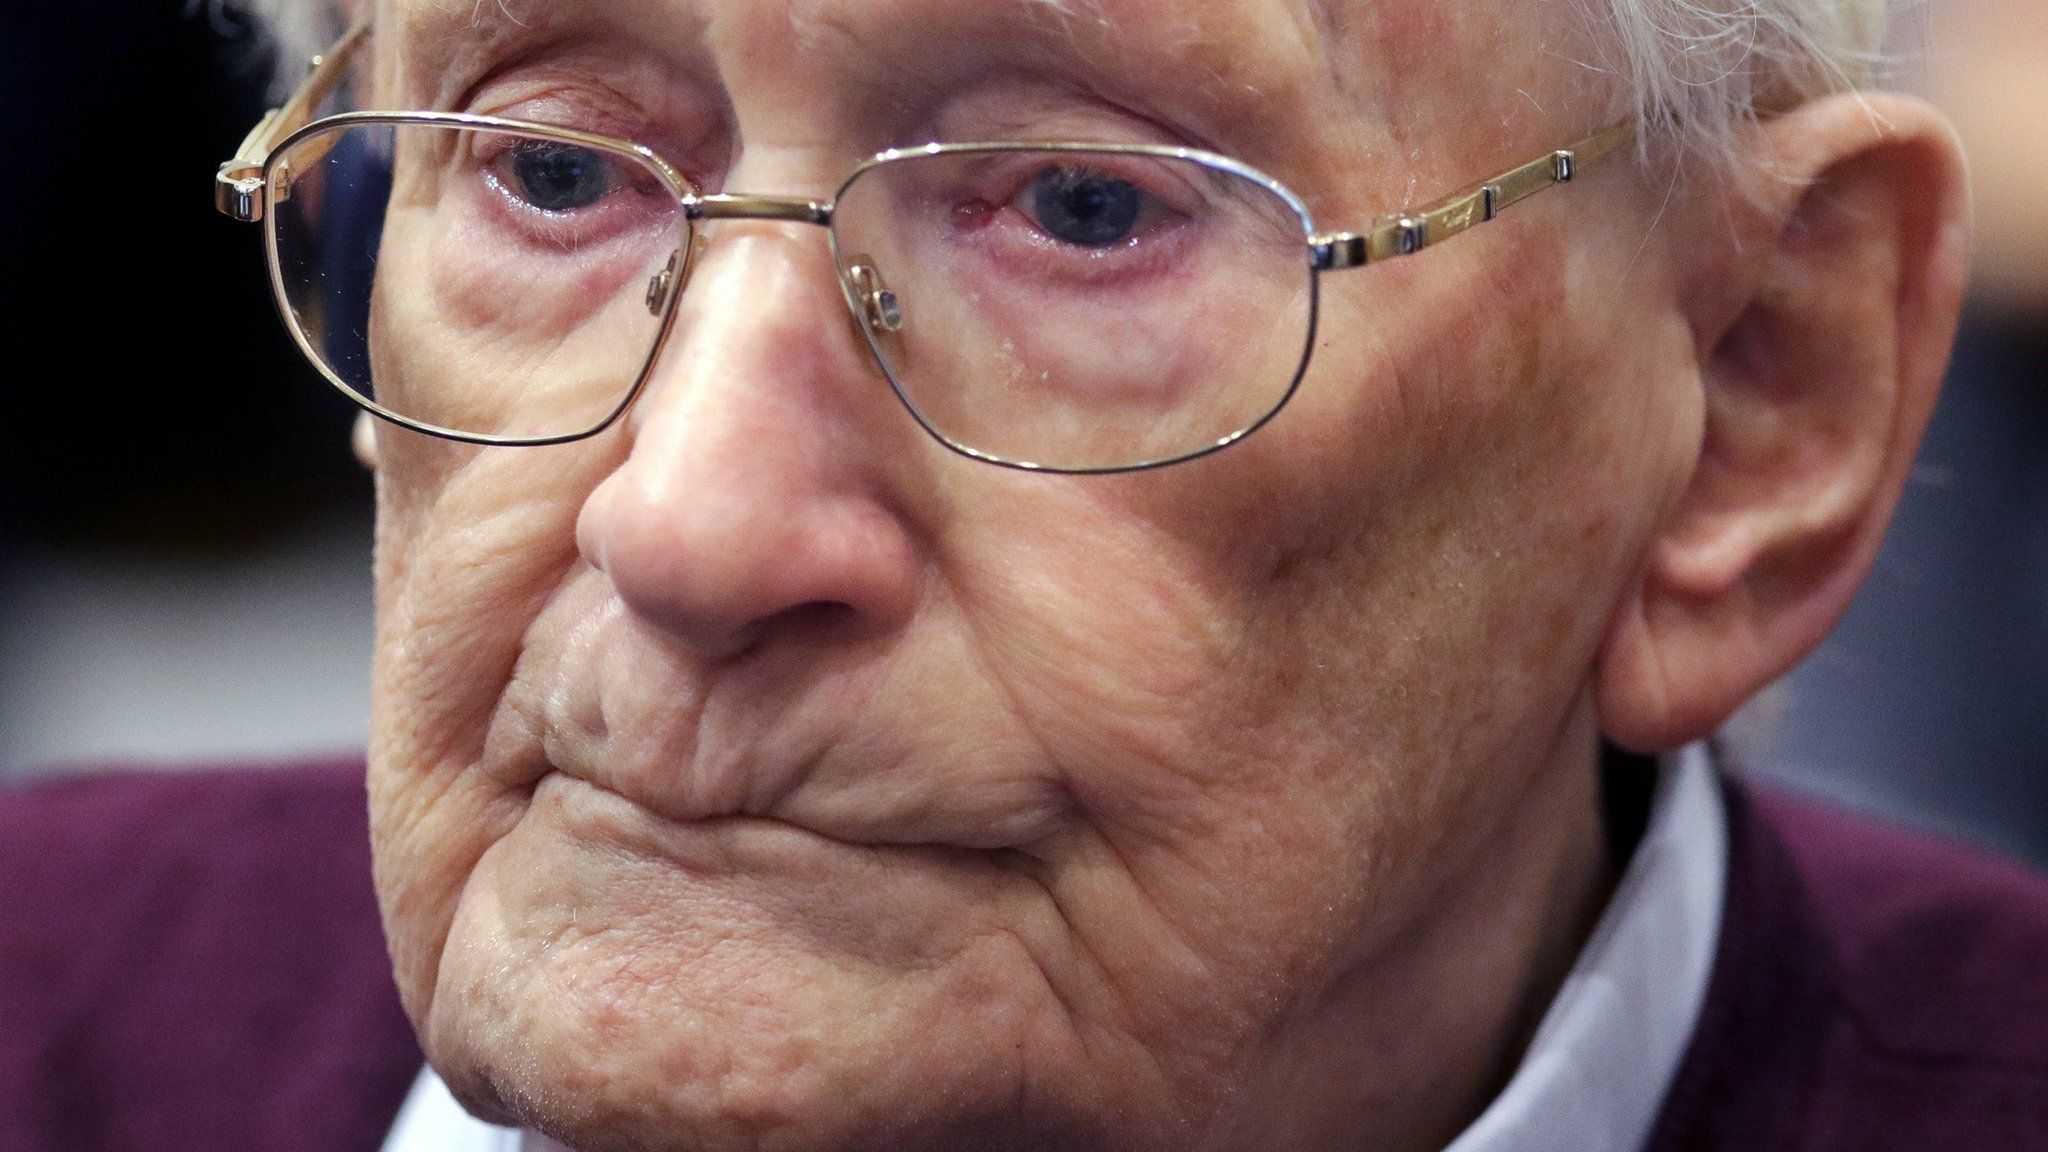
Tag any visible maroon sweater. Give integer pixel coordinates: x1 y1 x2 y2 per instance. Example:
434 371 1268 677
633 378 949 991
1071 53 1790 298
3 760 2045 1151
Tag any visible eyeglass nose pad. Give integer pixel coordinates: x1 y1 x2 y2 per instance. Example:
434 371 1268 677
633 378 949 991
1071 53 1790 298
842 257 905 334
644 235 704 317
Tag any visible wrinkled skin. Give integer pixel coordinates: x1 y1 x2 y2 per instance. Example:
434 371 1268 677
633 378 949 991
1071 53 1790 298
353 0 1970 1148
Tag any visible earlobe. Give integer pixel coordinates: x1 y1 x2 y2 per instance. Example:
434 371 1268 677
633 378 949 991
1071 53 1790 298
1596 92 1972 752
354 412 380 472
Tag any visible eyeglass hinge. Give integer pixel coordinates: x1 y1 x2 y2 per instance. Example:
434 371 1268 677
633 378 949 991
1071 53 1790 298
215 164 266 223
1311 232 1370 271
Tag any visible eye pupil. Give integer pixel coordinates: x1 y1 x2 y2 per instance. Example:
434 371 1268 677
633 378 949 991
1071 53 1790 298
512 143 610 212
1030 169 1142 248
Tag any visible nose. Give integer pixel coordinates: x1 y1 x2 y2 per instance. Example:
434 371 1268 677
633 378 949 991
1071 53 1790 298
575 223 924 659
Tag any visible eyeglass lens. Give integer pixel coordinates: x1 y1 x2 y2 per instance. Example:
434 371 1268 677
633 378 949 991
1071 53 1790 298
267 122 1318 468
270 122 686 443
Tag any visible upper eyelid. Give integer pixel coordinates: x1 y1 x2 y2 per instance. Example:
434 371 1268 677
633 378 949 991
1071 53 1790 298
454 54 730 153
896 149 1206 195
458 57 1202 162
464 86 666 143
464 67 640 112
398 15 1250 172
418 56 1265 216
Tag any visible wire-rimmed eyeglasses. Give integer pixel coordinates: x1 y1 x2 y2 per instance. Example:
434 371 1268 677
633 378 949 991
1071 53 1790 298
218 14 1632 474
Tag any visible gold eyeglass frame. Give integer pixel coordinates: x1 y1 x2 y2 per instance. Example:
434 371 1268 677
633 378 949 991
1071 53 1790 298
217 11 1635 473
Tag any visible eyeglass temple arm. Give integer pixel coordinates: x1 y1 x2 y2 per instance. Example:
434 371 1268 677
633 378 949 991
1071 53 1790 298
1310 121 1634 271
215 10 374 222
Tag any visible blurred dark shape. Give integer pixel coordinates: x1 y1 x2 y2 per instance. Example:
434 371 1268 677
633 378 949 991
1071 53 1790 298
0 0 367 557
1764 315 2048 867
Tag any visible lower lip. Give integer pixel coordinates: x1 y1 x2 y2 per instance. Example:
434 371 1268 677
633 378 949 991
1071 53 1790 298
531 771 1019 884
506 773 1033 979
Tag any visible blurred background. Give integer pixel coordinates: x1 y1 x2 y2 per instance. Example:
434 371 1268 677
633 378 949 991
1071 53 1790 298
1 0 2042 865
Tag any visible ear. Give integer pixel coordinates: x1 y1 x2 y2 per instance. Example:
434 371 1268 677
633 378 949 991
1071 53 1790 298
353 412 381 472
1596 93 1971 752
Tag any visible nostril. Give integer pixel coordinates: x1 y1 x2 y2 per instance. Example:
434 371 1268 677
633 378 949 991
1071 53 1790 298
713 601 859 664
772 600 862 639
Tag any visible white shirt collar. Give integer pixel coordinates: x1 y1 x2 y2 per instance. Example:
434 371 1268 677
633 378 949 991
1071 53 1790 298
378 1072 521 1152
1442 742 1727 1152
384 746 1727 1152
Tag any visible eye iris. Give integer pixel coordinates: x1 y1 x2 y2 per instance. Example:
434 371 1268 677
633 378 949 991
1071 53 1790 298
511 143 610 212
1029 169 1142 248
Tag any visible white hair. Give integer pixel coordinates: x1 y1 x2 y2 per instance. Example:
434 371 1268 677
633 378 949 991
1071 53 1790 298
225 0 1896 172
1591 0 1896 171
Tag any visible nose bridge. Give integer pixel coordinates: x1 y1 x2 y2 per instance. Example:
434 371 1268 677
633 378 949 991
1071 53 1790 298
577 206 924 658
620 205 900 486
652 213 864 411
647 187 862 377
628 150 899 450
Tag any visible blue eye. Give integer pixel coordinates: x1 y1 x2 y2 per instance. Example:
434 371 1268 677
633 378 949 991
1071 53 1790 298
506 142 615 212
1027 167 1144 248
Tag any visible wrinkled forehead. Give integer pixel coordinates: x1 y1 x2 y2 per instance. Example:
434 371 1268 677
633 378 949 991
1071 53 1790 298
371 0 1569 185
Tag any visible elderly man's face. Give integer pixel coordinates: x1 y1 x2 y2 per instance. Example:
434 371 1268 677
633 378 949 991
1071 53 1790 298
362 0 1700 1147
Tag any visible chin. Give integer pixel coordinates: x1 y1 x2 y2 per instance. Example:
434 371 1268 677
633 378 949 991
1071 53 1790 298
405 777 1170 1152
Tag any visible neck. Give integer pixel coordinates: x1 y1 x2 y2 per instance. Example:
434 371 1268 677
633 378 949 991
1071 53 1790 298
1199 691 1617 1152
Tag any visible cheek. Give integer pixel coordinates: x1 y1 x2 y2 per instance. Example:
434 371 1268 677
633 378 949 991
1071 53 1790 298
370 440 606 763
1038 210 1692 964
370 204 669 444
956 523 1243 762
367 431 624 1017
1236 245 1654 743
1229 207 1689 686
